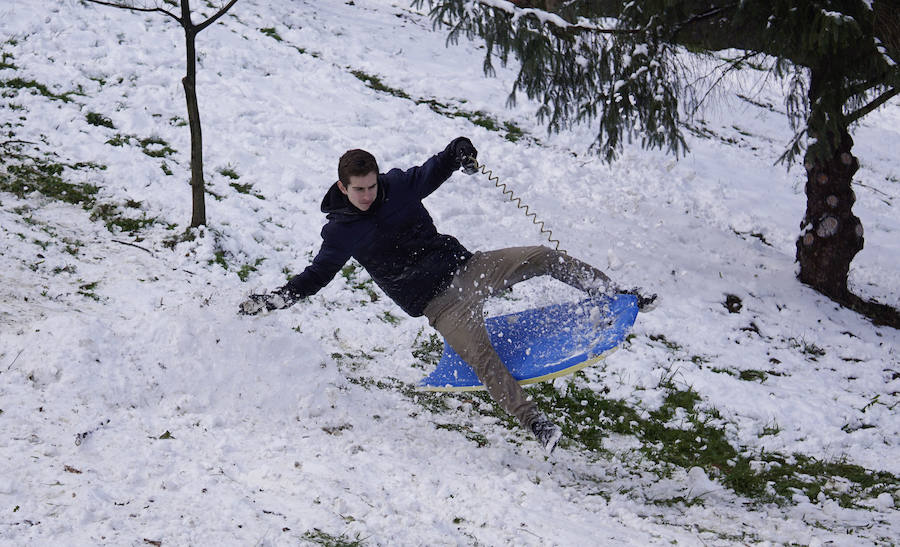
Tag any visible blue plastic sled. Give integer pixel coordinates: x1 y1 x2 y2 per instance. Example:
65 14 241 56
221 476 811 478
417 294 639 392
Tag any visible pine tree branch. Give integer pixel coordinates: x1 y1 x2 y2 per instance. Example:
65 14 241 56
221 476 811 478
688 51 757 115
845 87 900 125
471 0 636 35
776 127 807 166
845 80 879 99
83 0 181 24
672 3 738 36
194 0 239 34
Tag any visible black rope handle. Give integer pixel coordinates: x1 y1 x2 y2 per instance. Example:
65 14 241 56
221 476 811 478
470 158 566 255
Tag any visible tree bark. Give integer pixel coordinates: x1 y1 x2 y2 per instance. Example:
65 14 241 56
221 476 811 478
181 1 206 227
794 69 900 328
183 41 206 227
795 131 863 300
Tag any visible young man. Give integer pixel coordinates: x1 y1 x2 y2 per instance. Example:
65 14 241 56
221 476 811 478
240 137 653 454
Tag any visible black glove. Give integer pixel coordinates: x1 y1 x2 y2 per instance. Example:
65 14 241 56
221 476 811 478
447 137 478 175
238 286 301 315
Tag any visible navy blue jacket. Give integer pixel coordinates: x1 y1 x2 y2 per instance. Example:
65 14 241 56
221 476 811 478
283 148 472 317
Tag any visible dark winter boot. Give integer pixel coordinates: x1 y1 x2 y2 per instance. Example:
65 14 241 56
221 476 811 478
621 287 658 311
531 416 562 454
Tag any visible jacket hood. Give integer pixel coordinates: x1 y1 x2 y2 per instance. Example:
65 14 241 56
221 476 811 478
320 178 385 220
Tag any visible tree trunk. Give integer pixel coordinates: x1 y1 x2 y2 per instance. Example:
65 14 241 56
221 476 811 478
795 130 863 300
792 67 900 329
184 72 206 227
181 1 206 227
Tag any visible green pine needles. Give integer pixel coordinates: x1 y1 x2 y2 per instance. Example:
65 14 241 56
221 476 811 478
413 0 899 164
414 0 686 162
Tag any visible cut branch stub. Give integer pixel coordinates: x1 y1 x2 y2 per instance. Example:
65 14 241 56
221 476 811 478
816 215 839 238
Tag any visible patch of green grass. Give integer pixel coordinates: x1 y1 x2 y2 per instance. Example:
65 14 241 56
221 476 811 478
379 310 401 324
108 215 156 234
648 333 683 352
11 212 88 257
350 69 526 143
139 136 175 158
209 250 229 270
340 261 379 302
0 158 100 207
732 125 754 138
237 258 265 282
650 494 709 508
1 77 75 102
346 375 450 415
331 348 381 374
90 202 156 235
454 108 525 142
794 338 826 359
760 420 782 437
105 134 175 158
162 227 198 250
105 134 131 147
237 264 255 282
301 528 366 547
690 354 710 365
259 27 284 41
78 280 100 300
62 237 83 256
745 452 899 508
228 181 265 200
205 186 225 201
435 423 489 447
207 250 266 282
1 51 16 71
411 330 443 368
739 369 768 382
351 70 411 99
86 112 115 129
218 166 239 180
528 375 900 506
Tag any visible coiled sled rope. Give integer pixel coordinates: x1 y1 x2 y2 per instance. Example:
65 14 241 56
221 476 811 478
471 158 566 255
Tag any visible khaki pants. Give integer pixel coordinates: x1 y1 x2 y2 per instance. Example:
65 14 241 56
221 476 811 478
423 246 612 429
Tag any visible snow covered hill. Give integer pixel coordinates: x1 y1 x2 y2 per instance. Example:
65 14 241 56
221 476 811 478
1 0 898 545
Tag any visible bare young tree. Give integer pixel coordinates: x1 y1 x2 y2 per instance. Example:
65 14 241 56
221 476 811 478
86 0 239 227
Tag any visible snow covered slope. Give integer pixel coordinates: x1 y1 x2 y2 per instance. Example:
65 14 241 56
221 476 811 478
1 0 898 544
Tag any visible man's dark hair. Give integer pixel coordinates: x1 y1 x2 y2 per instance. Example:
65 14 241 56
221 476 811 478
338 149 378 184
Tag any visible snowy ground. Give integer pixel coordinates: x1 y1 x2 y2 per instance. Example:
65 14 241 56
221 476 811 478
1 0 898 545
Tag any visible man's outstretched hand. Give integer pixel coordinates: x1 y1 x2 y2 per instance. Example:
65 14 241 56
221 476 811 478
238 287 300 316
447 137 478 175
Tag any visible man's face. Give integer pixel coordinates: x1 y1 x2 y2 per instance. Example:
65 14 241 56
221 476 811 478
339 172 378 211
